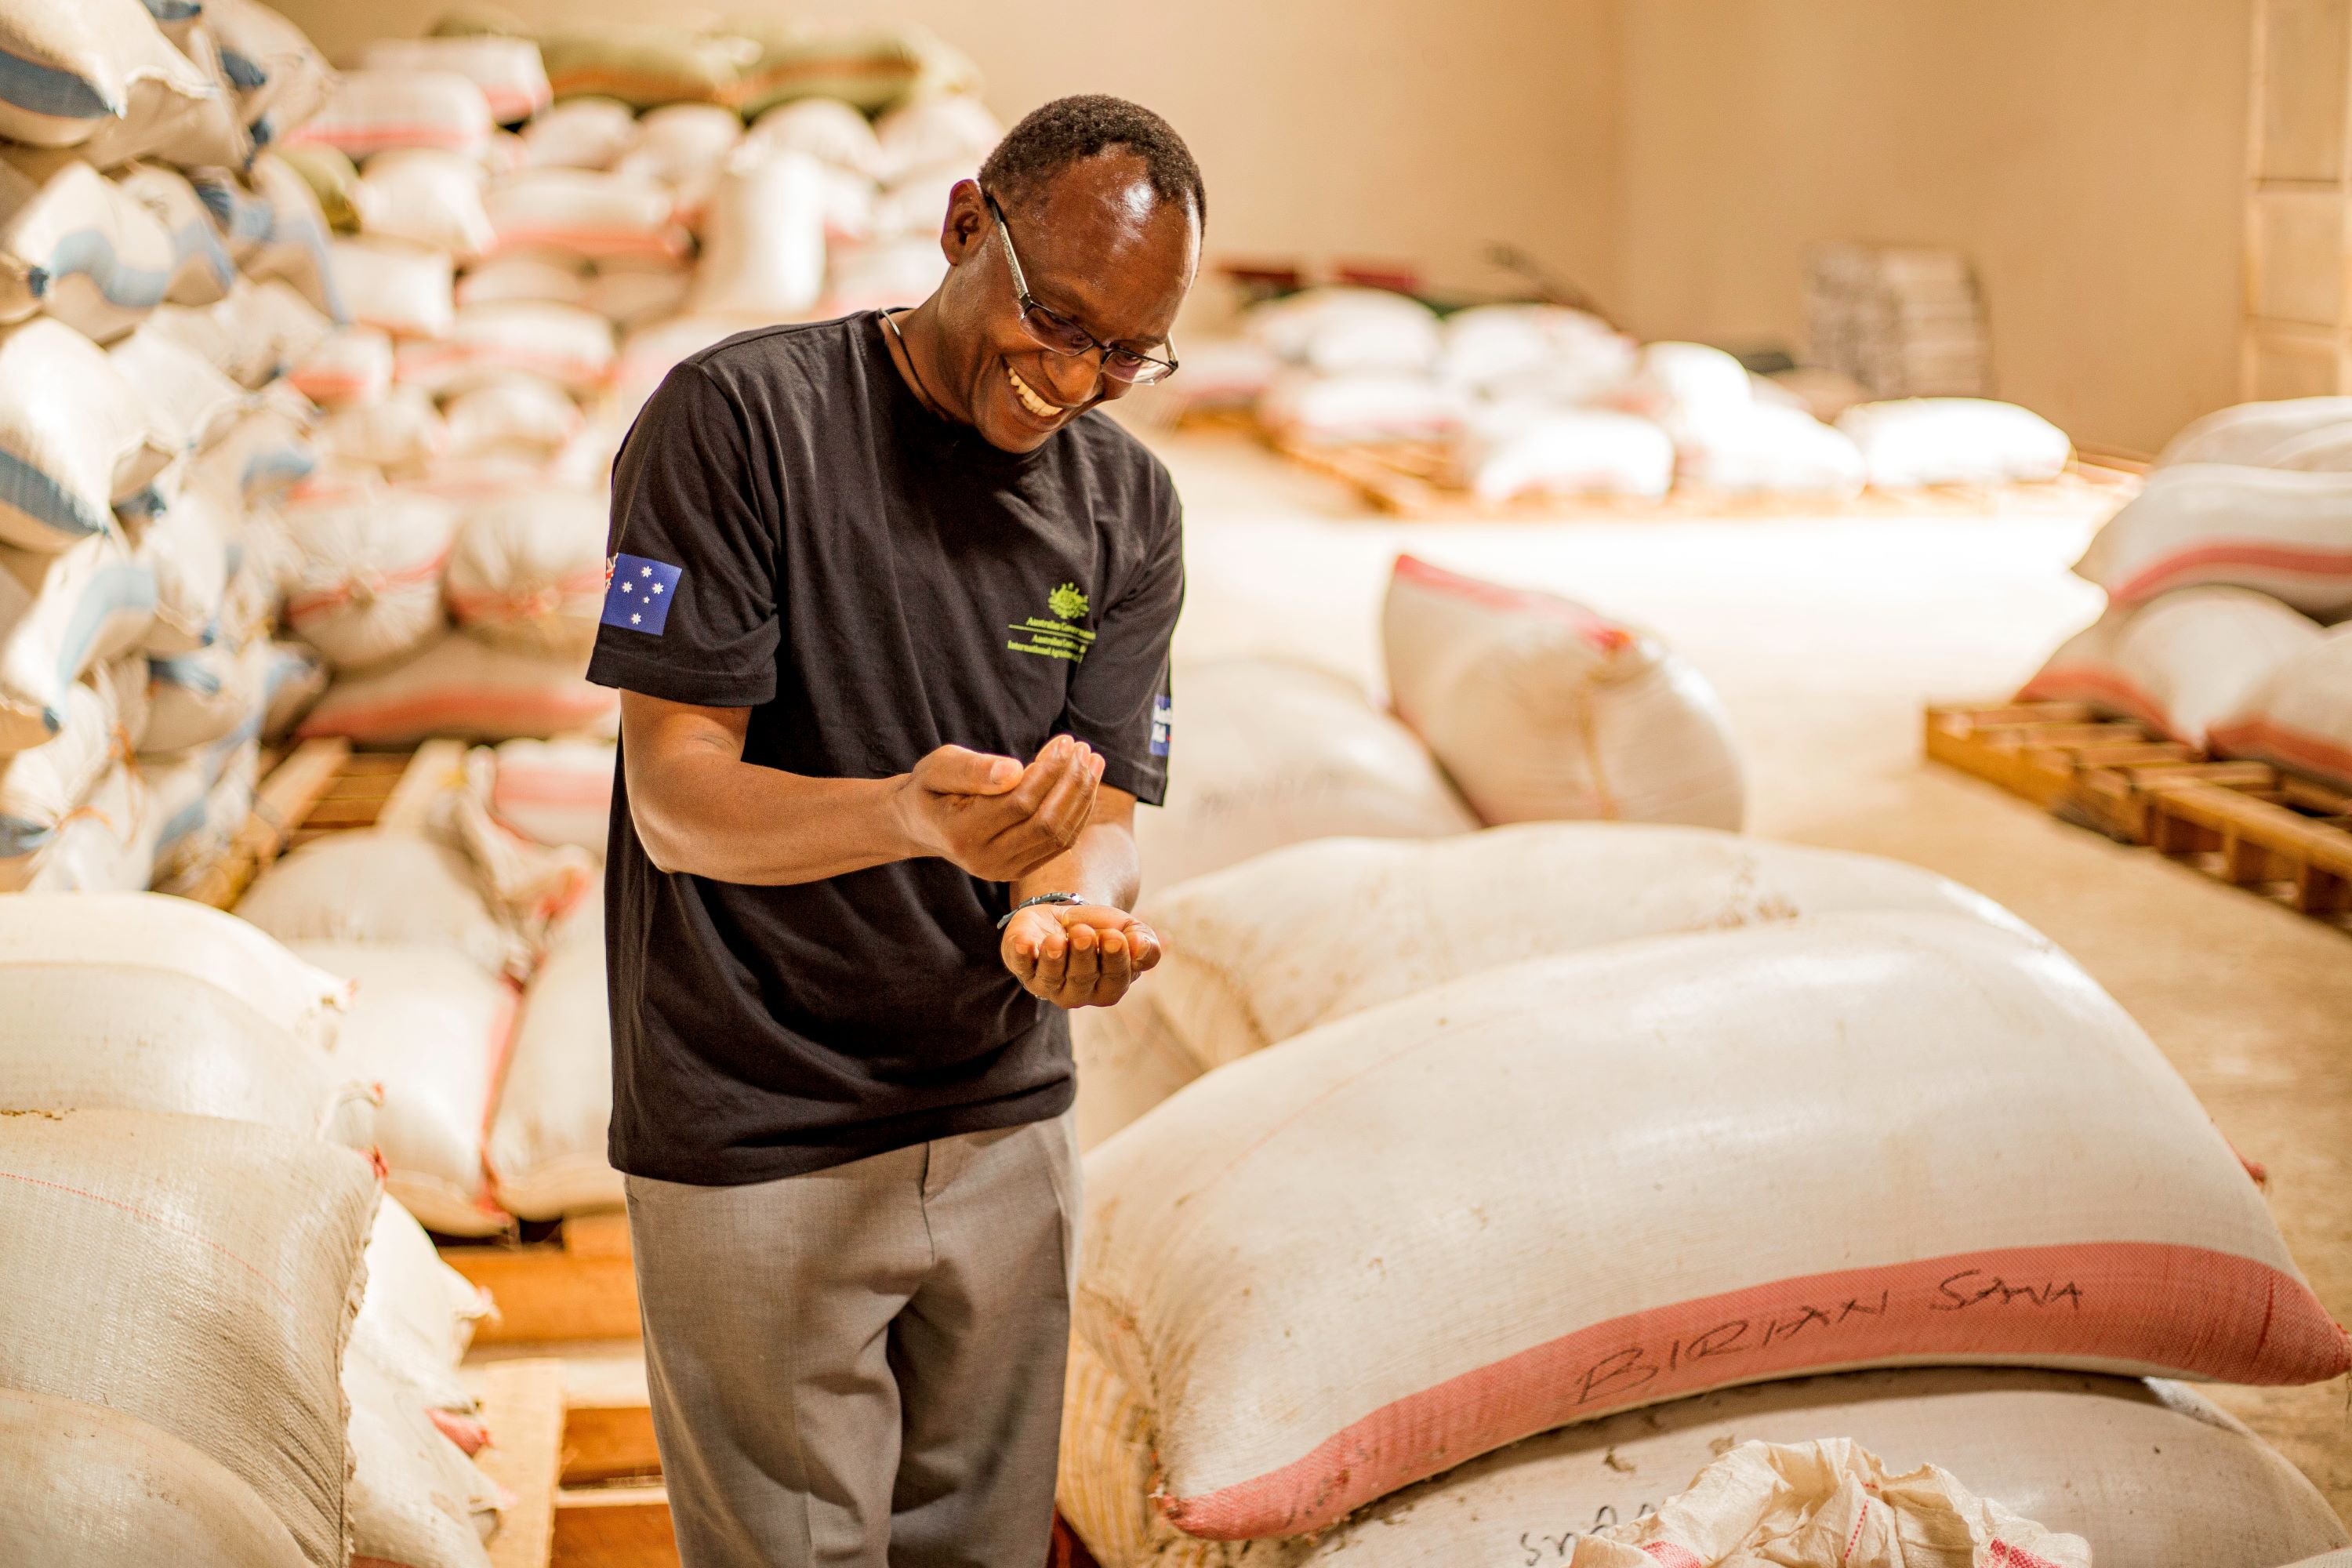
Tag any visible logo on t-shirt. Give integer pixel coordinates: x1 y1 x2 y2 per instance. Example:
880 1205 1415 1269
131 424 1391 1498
1007 581 1096 664
1149 694 1172 757
604 554 682 635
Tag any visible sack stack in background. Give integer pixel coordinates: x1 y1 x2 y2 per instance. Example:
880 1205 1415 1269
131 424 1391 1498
2020 394 2352 794
1804 242 1993 399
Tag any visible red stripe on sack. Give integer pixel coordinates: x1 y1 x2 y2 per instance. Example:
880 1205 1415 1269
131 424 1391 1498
1985 1541 2067 1568
2108 541 2352 604
430 1407 491 1455
2012 665 2178 741
472 979 524 1218
284 123 476 155
1392 554 1635 650
488 227 686 262
1642 1544 1706 1568
283 547 454 623
0 1167 301 1312
1154 1240 2350 1540
497 770 612 808
297 690 614 740
2209 716 2352 790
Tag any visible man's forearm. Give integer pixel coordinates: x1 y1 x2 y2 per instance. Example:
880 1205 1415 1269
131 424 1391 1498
628 745 917 885
1013 818 1141 913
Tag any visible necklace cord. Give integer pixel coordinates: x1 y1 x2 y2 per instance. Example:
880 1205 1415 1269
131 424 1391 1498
884 310 949 419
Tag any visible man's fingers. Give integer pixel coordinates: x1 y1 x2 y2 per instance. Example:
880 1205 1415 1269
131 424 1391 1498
1127 922 1161 972
1000 736 1088 814
918 744 1024 797
1096 928 1132 996
1033 921 1071 993
1062 922 1100 996
983 745 1098 868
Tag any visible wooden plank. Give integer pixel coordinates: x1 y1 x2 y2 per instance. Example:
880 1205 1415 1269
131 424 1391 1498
564 1401 662 1485
177 738 351 909
377 738 473 835
2161 782 2352 877
554 1485 678 1568
474 1358 567 1568
447 1216 641 1345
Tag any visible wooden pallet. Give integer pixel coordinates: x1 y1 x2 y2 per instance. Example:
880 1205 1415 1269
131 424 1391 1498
443 1211 642 1345
1270 431 2145 521
1926 702 2352 923
470 1359 568 1568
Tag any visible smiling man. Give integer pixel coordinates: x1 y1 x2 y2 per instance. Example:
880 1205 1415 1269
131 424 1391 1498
585 97 1201 1568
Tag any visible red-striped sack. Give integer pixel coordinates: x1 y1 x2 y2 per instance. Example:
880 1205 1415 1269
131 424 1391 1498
2211 625 2352 790
281 69 495 160
358 36 551 125
395 300 615 396
289 940 520 1239
491 737 612 851
2074 463 2352 620
483 169 688 263
445 488 608 657
2016 586 2321 748
285 325 393 408
331 238 456 339
296 631 615 747
279 488 457 670
1384 554 1744 829
1079 913 2348 1542
2155 397 2352 468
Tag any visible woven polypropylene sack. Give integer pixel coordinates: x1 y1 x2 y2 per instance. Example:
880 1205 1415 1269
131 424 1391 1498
444 488 607 657
18 756 156 890
0 1386 307 1568
487 919 619 1219
2211 624 2352 790
1835 397 2071 488
491 735 612 850
129 475 233 655
354 1193 488 1417
1132 658 1476 890
145 633 269 753
332 237 456 339
74 23 252 172
687 149 826 317
1246 287 1442 376
2074 463 2352 620
2016 586 2323 749
0 958 369 1142
441 373 580 459
207 0 335 140
517 95 636 171
296 631 615 746
292 938 521 1236
318 383 448 472
0 159 176 342
354 150 495 260
0 314 176 550
1078 913 2347 1541
283 68 493 160
1073 823 2034 1148
2155 397 2352 467
359 35 550 124
1458 405 1672 503
581 259 691 330
281 488 457 670
116 162 238 307
0 659 140 885
484 167 688 264
1256 369 1464 445
395 299 615 395
0 0 215 148
1673 405 1866 495
0 887 350 1045
240 827 528 975
111 323 251 453
616 102 744 189
732 22 978 118
0 1107 377 1568
0 530 158 750
230 154 345 321
1438 303 1636 404
1384 554 1744 829
345 1339 495 1568
1058 1353 2347 1568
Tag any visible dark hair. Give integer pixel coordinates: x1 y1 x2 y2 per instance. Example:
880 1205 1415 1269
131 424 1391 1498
978 94 1206 227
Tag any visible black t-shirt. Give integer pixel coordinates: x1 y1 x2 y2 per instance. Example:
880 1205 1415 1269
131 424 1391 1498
586 312 1184 1186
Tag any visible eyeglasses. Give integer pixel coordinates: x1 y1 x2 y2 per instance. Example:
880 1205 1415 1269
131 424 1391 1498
985 191 1178 386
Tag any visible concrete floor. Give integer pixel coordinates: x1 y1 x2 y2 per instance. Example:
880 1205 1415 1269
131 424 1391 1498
1150 429 2352 1519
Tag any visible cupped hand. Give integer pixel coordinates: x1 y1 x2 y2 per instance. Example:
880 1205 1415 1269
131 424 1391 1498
1001 902 1161 1009
895 735 1104 882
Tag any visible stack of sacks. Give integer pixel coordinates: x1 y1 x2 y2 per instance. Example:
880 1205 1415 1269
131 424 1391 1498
1620 341 1866 496
2034 396 2352 794
1834 397 2071 488
1249 287 1465 446
0 892 506 1568
489 735 615 850
1058 909 2351 1565
1131 657 1477 890
1382 555 1745 829
488 883 624 1218
1070 821 2034 1148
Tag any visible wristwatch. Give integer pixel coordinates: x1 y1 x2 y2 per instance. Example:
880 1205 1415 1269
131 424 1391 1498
998 891 1086 930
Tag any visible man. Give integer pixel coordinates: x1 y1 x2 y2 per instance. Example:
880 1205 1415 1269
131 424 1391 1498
585 96 1203 1567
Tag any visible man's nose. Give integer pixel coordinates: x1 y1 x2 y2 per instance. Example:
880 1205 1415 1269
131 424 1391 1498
1035 349 1105 407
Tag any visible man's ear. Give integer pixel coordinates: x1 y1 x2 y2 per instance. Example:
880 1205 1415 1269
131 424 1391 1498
938 179 991 266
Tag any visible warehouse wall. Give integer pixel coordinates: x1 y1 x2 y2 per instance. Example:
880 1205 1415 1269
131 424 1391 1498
274 0 1626 325
1614 1 2252 453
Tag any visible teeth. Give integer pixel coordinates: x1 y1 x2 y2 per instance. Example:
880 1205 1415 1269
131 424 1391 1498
1007 366 1058 419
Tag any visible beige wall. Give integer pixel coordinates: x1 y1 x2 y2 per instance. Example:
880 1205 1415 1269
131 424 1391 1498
274 0 1625 326
1615 1 2253 452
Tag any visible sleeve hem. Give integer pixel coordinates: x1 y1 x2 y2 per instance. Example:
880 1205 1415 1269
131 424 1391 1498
1092 750 1167 809
588 644 779 709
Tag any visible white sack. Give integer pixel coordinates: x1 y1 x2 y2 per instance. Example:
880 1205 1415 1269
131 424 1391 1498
0 531 157 751
240 828 530 978
143 637 264 753
456 252 587 309
1675 403 1866 495
343 1342 496 1568
0 1107 376 1568
743 96 884 179
129 474 232 655
445 488 608 656
141 733 259 890
2074 463 2352 620
520 95 637 171
582 259 691 329
358 35 551 125
441 374 583 460
492 735 614 851
1384 554 1744 828
488 920 619 1218
223 154 343 321
0 159 175 341
281 488 457 670
2017 586 2323 748
874 94 1003 180
2211 623 2352 791
1134 658 1476 890
296 631 614 746
0 1386 307 1568
1074 823 2031 1148
355 148 495 259
688 148 827 317
2156 396 2352 467
1059 1359 2347 1568
286 323 394 407
0 314 176 550
290 940 518 1236
1439 303 1636 403
260 636 328 739
1460 405 1674 502
1257 370 1465 445
1618 340 1753 428
484 167 687 263
1246 287 1441 376
616 101 744 187
0 659 141 886
207 0 334 140
397 299 615 395
110 323 250 454
822 237 947 315
20 757 156 890
0 0 215 149
354 1193 489 1417
283 68 494 160
318 383 448 471
1078 914 2347 1542
333 237 456 339
869 158 971 240
71 23 249 172
1835 397 2072 488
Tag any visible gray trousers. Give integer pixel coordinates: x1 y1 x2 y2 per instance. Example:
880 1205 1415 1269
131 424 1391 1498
626 1116 1080 1568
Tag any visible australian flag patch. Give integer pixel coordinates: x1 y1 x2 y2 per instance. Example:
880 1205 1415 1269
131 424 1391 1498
1149 694 1172 757
603 554 681 635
